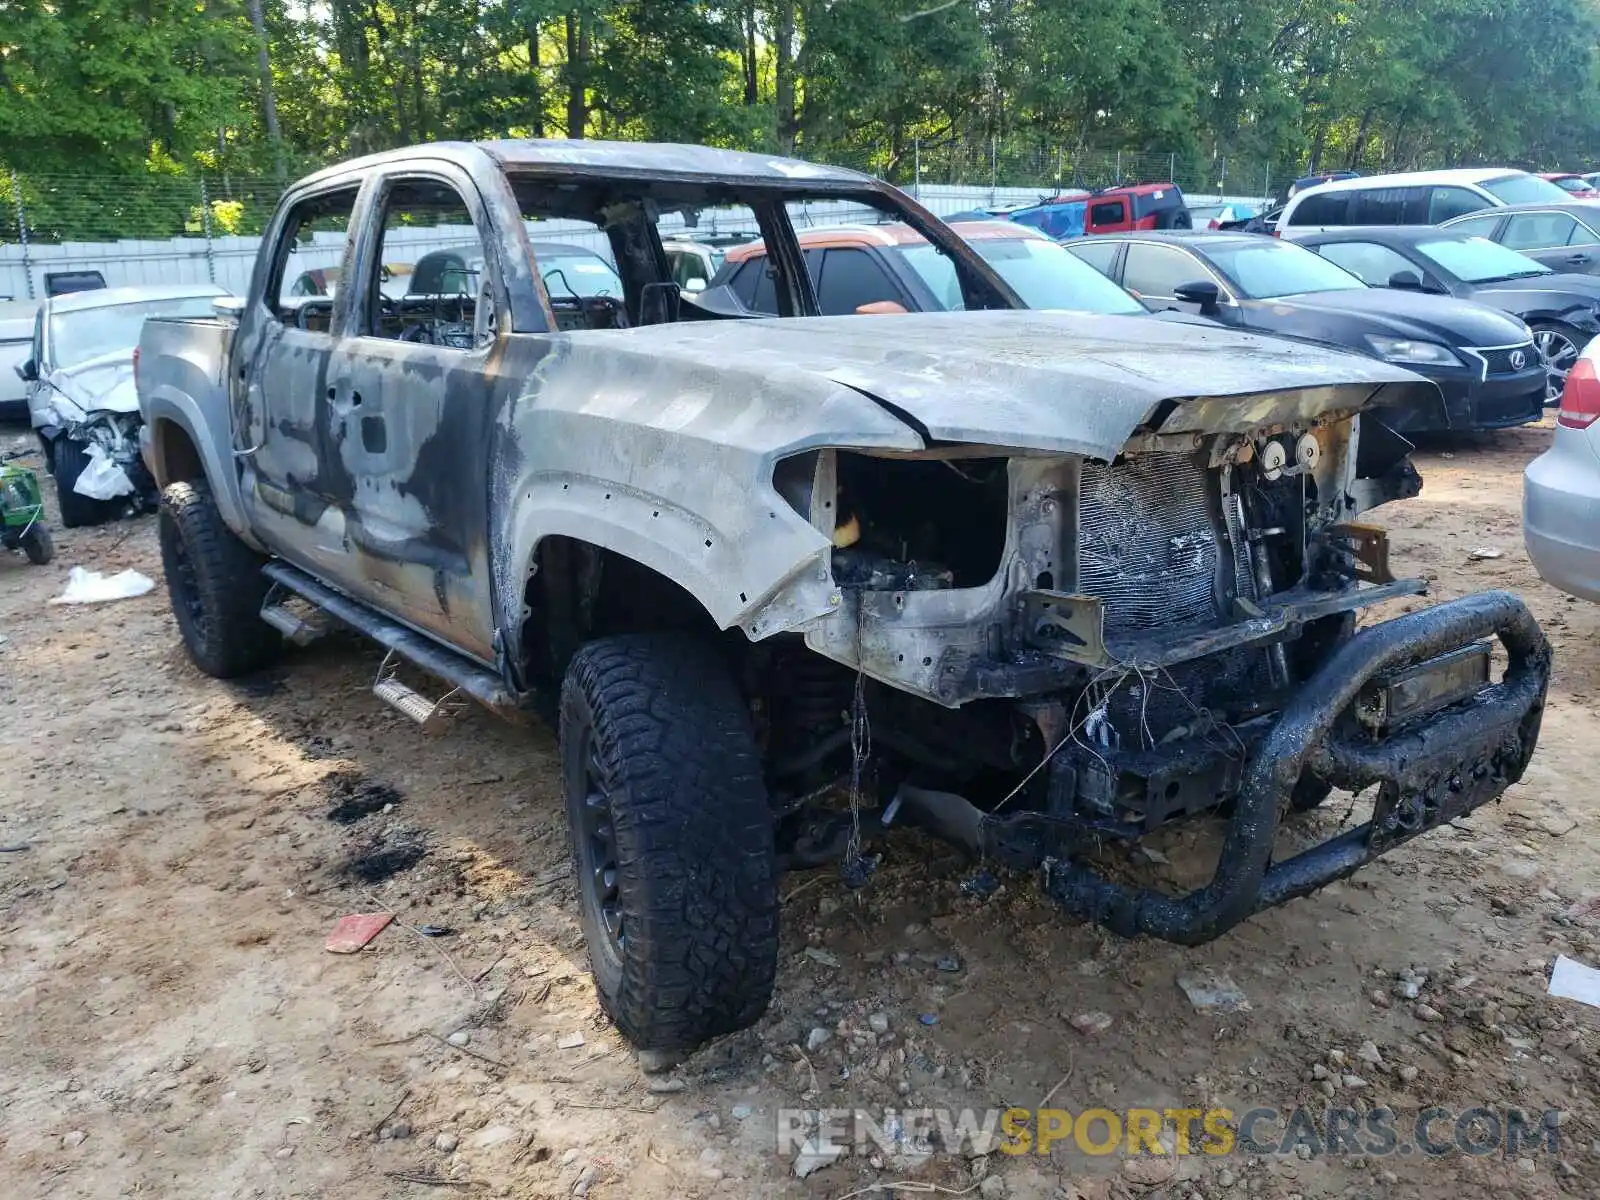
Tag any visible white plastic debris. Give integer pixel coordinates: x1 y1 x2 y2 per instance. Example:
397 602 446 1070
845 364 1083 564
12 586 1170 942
72 444 135 501
49 566 155 605
1176 968 1251 1013
792 1139 845 1179
1547 955 1600 1008
1468 547 1504 561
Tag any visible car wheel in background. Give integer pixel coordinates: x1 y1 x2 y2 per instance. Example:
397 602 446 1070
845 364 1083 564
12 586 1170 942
51 437 116 528
1531 321 1583 404
20 522 54 565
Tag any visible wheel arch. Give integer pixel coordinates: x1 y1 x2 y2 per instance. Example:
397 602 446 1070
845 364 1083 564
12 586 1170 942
513 525 732 689
141 383 261 549
497 488 837 689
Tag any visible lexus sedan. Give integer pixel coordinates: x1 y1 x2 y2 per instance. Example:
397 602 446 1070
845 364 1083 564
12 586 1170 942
1289 227 1600 399
1062 231 1546 432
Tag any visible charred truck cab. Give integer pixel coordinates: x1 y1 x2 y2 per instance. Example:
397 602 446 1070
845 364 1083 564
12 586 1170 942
136 139 1550 1057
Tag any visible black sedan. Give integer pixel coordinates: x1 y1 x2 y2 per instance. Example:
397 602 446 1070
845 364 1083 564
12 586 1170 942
1286 227 1600 399
1061 232 1546 433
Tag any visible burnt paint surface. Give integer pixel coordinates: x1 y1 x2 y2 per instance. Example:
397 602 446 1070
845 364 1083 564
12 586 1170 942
175 140 1441 692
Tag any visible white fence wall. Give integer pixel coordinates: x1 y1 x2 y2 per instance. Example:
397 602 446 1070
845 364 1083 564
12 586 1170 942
0 184 1266 304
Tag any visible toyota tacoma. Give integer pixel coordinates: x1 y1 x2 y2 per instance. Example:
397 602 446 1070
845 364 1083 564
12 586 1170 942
136 140 1551 1055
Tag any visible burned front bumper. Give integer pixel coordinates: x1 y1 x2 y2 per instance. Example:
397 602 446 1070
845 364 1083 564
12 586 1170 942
1037 590 1549 944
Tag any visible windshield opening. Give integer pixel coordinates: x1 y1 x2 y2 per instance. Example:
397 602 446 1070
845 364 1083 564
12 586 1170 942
897 238 1145 315
1481 174 1573 206
49 296 220 370
1414 236 1550 283
1202 241 1366 299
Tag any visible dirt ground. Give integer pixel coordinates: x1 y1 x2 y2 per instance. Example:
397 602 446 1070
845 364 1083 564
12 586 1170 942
1 419 1596 1200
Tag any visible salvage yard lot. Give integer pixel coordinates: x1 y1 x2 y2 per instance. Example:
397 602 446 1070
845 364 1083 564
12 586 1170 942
0 421 1595 1200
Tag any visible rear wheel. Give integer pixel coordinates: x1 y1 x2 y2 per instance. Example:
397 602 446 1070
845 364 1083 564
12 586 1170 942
1531 320 1582 404
19 522 53 565
559 633 779 1051
52 438 115 529
158 480 281 678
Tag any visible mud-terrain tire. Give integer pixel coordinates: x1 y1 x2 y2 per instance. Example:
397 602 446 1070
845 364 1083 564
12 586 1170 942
158 480 281 678
559 633 779 1051
52 438 115 529
19 522 53 565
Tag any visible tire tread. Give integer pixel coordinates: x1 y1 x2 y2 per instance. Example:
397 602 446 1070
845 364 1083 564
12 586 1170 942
158 480 280 678
560 634 778 1051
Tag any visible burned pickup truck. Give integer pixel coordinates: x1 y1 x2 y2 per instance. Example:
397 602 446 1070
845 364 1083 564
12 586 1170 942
137 140 1550 1055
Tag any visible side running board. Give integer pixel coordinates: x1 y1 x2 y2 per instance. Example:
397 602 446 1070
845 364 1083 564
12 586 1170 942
260 560 520 718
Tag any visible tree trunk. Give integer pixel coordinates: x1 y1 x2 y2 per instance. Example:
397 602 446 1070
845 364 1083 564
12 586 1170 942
1307 124 1327 174
244 0 285 179
1348 106 1375 170
742 1 758 106
774 2 796 151
565 13 589 138
527 22 545 137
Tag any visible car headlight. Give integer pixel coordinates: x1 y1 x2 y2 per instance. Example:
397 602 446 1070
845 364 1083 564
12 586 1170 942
1363 335 1463 367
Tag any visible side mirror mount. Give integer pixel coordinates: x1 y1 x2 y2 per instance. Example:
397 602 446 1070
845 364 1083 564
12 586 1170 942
212 295 246 320
855 300 910 315
1173 280 1222 315
15 357 37 383
1388 270 1424 291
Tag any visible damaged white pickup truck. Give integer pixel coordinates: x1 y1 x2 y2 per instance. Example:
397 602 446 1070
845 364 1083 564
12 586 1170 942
136 140 1550 1055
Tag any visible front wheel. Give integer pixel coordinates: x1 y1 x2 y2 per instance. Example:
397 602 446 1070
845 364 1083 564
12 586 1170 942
1531 320 1583 404
158 480 281 678
559 633 779 1052
19 522 53 565
52 438 116 529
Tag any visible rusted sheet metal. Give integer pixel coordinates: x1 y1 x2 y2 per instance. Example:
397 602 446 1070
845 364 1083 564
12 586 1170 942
530 310 1436 459
485 312 1434 680
487 334 922 642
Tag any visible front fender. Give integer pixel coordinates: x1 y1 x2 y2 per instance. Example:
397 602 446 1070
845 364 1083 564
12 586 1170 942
497 467 838 645
142 382 259 549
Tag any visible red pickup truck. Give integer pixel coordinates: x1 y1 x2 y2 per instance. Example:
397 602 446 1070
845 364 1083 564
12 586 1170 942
1005 182 1193 239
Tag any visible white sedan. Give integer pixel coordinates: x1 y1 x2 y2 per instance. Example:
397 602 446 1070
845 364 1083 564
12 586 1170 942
19 283 227 526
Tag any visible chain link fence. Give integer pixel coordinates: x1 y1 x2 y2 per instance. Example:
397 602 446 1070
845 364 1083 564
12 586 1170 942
0 141 1298 300
1 170 292 300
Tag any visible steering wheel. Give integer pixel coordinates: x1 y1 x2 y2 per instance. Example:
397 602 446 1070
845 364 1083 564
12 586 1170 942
295 299 333 331
579 294 628 330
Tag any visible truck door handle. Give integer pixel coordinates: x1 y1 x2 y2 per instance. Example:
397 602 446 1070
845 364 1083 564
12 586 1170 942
1566 253 1591 264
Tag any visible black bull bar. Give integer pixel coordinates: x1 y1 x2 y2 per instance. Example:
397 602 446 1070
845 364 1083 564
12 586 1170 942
1047 590 1549 943
898 591 1550 945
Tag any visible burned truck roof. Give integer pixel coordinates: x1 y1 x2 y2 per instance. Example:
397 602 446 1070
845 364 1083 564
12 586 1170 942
296 138 875 191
